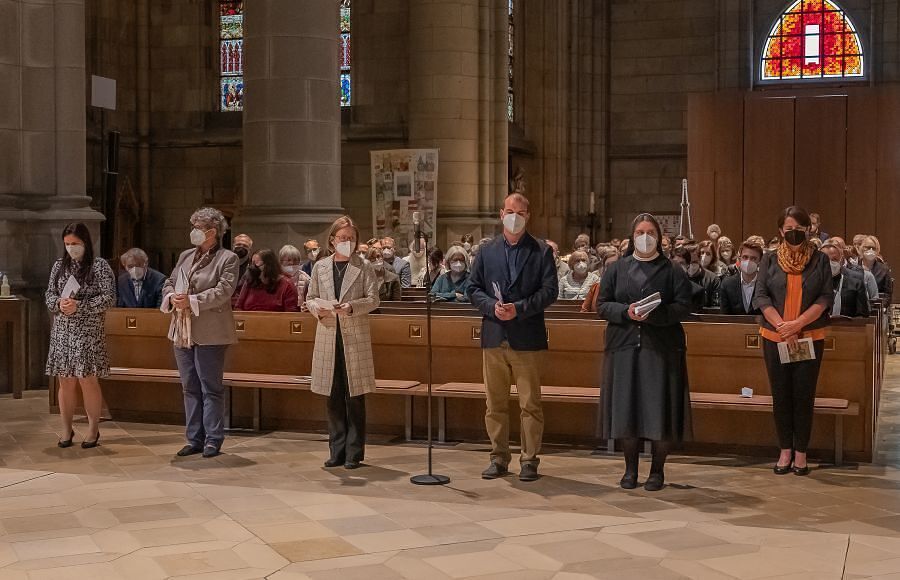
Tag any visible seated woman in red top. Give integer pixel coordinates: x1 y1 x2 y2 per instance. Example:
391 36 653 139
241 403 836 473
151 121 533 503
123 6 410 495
235 249 299 312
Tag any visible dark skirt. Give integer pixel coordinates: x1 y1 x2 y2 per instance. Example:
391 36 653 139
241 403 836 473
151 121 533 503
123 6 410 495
600 345 693 443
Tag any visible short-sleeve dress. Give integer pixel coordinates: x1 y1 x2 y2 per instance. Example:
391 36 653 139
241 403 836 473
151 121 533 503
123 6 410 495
45 258 116 378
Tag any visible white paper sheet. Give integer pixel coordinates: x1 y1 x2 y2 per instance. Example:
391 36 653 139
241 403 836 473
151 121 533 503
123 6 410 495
61 275 81 299
174 269 189 294
492 281 504 305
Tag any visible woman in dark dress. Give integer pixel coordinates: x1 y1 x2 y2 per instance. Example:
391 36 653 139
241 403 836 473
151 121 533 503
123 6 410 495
598 213 694 491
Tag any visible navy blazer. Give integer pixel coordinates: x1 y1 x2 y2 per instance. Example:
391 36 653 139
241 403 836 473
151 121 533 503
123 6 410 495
116 268 166 308
834 268 870 318
719 272 761 315
467 232 558 350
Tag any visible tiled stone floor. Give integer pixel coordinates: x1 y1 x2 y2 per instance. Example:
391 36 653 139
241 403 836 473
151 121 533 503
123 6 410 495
0 357 899 578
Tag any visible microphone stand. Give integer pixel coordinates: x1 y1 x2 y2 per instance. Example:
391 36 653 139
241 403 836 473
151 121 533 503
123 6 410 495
411 238 450 486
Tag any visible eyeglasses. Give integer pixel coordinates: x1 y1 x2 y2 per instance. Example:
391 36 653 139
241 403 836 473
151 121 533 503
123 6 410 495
334 236 356 243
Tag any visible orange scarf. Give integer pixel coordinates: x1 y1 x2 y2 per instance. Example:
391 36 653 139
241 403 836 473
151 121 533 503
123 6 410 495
776 241 812 275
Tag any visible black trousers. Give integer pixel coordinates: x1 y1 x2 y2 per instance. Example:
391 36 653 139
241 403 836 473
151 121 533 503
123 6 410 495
326 331 366 463
762 338 825 453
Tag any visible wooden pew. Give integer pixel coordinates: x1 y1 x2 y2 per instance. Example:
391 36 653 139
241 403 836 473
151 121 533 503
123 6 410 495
85 308 880 462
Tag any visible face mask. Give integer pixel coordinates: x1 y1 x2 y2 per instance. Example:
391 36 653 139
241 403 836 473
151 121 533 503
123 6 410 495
463 243 471 252
128 267 146 280
502 212 526 235
783 229 807 246
740 259 758 275
687 263 701 277
709 232 720 241
830 260 842 276
335 241 354 258
863 249 877 262
66 244 85 260
190 228 207 246
283 265 298 276
574 261 588 274
382 249 394 260
634 233 657 254
700 254 712 267
373 260 385 272
234 246 249 259
450 261 466 273
248 264 261 275
721 250 733 261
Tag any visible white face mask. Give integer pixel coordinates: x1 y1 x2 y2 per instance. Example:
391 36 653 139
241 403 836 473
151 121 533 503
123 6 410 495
574 261 588 274
190 228 207 246
335 241 354 258
863 249 877 262
502 212 527 235
373 260 385 272
66 244 85 260
687 263 701 277
740 259 758 275
634 233 657 255
700 254 712 267
708 231 720 241
829 260 842 276
128 266 146 280
450 261 466 273
382 248 394 260
282 265 298 276
462 242 471 252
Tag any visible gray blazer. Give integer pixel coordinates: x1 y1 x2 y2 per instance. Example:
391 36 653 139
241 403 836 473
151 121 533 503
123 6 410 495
162 246 240 346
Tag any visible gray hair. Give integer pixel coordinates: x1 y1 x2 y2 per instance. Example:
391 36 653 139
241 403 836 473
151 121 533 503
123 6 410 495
278 244 304 263
445 245 468 265
120 247 149 266
189 207 228 241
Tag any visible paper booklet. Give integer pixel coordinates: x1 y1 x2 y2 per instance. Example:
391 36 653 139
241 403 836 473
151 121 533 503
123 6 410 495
174 268 189 295
492 281 504 305
61 275 81 299
634 292 662 317
308 298 339 311
777 337 816 364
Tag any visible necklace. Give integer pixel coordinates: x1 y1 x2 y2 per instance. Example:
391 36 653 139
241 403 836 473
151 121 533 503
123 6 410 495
334 261 349 275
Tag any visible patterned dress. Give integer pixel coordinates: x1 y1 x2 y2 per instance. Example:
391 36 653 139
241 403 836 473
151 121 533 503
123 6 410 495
45 258 116 378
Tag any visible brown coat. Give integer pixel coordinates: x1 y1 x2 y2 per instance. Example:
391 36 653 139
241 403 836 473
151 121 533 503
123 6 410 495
307 255 380 397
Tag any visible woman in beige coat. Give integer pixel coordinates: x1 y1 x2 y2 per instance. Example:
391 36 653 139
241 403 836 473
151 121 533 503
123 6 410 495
307 216 380 469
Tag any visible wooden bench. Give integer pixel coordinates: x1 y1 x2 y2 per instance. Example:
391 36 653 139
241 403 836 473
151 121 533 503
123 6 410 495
431 382 859 465
106 367 422 440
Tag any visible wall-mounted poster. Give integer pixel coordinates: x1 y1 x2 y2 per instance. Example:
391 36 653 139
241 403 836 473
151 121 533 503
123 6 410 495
654 213 681 238
371 149 438 249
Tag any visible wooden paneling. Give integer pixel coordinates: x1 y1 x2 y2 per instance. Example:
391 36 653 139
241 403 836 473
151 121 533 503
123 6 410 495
713 93 745 241
846 90 878 240
877 86 900 268
743 97 795 240
793 96 847 238
687 92 717 233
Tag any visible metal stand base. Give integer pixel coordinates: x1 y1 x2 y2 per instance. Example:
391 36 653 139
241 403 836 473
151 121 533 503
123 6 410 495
410 473 450 486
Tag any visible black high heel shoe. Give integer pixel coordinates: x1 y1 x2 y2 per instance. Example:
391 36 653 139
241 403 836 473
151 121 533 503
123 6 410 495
81 432 101 449
773 452 793 475
58 430 75 449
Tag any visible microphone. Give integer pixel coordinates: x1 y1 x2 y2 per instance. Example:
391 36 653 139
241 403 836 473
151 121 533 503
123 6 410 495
413 211 422 253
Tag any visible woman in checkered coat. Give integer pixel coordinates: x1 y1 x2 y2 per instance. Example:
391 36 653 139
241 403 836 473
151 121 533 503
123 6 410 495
306 216 380 469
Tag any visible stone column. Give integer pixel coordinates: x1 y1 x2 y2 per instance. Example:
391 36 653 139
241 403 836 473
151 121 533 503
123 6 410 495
408 0 508 246
0 0 103 388
237 0 344 249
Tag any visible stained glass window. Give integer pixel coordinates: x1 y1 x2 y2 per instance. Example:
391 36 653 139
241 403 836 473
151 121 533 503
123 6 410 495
340 0 351 107
219 0 243 111
507 0 515 121
761 0 863 81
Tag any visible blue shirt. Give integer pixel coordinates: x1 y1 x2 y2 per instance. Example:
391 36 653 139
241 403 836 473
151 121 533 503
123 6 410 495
504 238 522 284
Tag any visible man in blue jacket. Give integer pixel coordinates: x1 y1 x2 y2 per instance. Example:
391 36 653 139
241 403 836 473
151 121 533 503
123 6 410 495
117 248 166 308
467 193 558 481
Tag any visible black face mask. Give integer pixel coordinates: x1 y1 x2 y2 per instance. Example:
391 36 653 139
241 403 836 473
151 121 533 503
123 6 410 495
783 229 807 246
234 246 249 259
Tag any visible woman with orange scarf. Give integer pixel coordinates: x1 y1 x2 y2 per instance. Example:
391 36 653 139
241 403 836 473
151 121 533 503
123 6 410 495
753 206 833 476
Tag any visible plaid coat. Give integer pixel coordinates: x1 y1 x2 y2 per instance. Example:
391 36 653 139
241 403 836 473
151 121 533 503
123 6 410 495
307 254 380 397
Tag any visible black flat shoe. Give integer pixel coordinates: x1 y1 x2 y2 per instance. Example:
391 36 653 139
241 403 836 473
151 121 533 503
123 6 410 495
792 465 811 476
644 472 665 492
81 432 100 449
619 473 638 490
344 461 362 470
324 457 344 468
176 445 202 457
58 430 75 449
202 445 220 458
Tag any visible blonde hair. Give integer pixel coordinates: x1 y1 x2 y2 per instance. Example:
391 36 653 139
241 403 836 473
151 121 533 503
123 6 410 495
326 215 360 253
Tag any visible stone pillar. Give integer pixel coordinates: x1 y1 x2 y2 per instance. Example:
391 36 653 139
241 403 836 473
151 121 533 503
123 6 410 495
238 0 344 249
408 0 508 246
0 0 103 388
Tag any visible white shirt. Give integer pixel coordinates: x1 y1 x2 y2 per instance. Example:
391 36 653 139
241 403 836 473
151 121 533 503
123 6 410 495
740 276 756 313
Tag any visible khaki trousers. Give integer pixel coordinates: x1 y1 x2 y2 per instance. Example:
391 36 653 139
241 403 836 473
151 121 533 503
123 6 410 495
483 343 544 467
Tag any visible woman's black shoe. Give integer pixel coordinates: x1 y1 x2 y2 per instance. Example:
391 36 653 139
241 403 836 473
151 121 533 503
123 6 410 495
81 432 100 449
792 465 811 476
58 430 75 449
619 473 638 490
644 472 665 492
